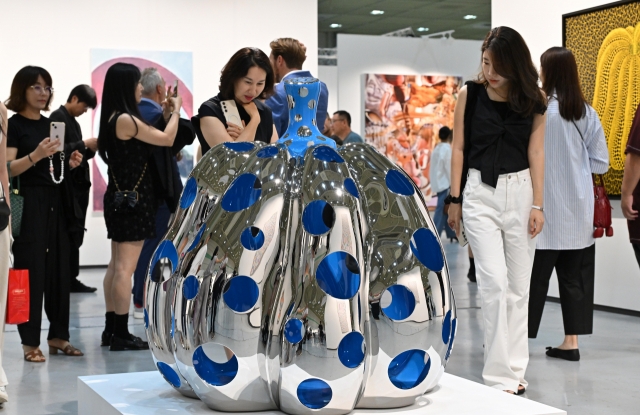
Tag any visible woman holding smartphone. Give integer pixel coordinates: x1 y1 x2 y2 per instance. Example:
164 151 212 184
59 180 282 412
5 66 83 363
194 47 277 154
448 27 546 394
98 63 182 351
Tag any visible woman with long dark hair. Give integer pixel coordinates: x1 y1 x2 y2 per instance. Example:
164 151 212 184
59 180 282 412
98 62 182 351
448 27 547 394
193 47 277 154
528 47 608 362
5 66 83 363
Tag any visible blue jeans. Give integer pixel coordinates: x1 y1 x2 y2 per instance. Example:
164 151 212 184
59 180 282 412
434 189 456 239
132 202 171 307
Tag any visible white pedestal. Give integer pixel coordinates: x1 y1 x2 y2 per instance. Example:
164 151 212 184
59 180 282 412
78 371 565 415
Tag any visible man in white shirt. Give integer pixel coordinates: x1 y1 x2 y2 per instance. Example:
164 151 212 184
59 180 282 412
429 126 456 241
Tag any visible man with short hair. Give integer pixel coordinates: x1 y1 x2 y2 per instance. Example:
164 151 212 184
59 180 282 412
50 85 98 293
266 38 329 137
131 68 195 318
331 110 364 145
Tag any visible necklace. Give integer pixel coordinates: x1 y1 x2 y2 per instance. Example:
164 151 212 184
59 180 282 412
49 152 65 184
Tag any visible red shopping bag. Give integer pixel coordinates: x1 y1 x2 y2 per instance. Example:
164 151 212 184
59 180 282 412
6 268 29 324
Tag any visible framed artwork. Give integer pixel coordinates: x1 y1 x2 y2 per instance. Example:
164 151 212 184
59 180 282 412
363 74 462 204
563 0 640 195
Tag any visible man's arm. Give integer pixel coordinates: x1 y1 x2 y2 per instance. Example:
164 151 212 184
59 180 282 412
264 85 287 138
622 152 640 220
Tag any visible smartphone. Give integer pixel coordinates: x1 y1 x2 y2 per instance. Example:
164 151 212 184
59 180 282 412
221 100 242 127
50 122 65 152
168 80 178 98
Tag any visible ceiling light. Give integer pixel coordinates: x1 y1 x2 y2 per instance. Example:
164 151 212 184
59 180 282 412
371 10 385 15
330 23 342 28
417 27 429 32
464 15 477 19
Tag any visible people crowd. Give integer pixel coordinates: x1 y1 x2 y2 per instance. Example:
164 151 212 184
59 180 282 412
0 28 638 406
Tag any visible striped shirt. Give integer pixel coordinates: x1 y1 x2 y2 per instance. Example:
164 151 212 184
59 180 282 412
537 97 609 250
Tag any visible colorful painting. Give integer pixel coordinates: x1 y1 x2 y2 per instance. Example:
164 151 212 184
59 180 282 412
563 0 640 195
90 49 194 212
364 74 462 203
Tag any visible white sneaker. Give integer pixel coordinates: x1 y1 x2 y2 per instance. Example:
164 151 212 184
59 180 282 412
133 306 144 319
0 385 8 404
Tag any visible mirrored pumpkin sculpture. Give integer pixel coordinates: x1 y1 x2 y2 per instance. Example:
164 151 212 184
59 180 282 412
145 77 457 414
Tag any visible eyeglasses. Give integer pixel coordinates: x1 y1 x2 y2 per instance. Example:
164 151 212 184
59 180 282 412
30 85 54 95
331 118 343 124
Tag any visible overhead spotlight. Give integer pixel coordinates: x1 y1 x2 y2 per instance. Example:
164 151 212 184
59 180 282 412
463 15 477 19
417 27 429 32
370 10 385 15
330 23 342 28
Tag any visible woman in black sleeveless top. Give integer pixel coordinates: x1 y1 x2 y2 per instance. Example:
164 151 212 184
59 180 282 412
448 27 546 395
97 63 182 351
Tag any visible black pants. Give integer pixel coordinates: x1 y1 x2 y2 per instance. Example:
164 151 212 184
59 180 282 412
14 186 71 347
633 243 640 269
528 244 595 338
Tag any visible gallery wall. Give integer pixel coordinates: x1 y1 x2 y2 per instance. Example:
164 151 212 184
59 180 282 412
336 34 483 136
0 0 318 266
493 0 640 312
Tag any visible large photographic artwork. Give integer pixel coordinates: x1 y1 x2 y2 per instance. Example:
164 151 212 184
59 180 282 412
364 74 462 202
90 49 194 211
563 0 640 195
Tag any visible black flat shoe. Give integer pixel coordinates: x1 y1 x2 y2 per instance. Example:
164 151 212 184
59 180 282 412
467 258 477 283
517 385 526 395
101 331 112 347
70 279 98 293
546 346 580 361
110 334 149 351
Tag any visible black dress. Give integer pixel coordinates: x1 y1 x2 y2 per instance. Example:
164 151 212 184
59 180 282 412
103 113 157 242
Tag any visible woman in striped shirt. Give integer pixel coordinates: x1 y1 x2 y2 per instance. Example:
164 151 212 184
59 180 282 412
528 47 609 362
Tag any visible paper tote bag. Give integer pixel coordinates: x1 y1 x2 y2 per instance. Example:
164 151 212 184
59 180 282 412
6 268 29 324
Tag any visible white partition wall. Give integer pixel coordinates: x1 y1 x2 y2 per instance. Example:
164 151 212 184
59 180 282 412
1 0 318 266
493 0 640 312
336 34 483 136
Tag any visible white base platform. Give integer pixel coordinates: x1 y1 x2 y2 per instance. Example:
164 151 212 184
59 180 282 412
78 371 565 415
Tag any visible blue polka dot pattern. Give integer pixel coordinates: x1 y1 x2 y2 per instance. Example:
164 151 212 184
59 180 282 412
150 240 179 274
183 275 200 300
224 142 255 152
344 178 359 198
410 228 444 272
381 285 416 321
257 146 279 158
223 276 260 313
445 318 457 361
338 332 365 368
316 251 361 300
221 173 262 212
187 223 206 253
241 226 265 250
302 200 335 235
297 378 332 409
442 310 452 344
388 349 431 390
179 177 198 209
284 318 304 344
313 146 344 163
385 169 415 196
193 345 238 386
143 308 149 329
157 362 181 388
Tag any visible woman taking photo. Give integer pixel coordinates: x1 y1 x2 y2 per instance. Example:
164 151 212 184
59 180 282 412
528 47 608 362
194 47 277 154
98 63 182 351
5 66 83 363
448 27 546 394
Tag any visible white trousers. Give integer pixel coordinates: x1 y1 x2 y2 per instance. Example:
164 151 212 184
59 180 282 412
0 227 10 387
462 168 536 391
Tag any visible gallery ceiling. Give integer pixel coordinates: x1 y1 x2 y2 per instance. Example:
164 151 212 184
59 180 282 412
318 0 492 47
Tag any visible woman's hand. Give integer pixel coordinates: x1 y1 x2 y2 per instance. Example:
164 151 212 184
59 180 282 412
226 121 244 139
242 101 260 121
529 209 545 238
69 150 83 169
32 137 60 162
447 203 462 235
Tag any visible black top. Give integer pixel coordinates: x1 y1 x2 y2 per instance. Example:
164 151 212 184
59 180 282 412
465 81 545 188
193 94 274 154
7 113 66 187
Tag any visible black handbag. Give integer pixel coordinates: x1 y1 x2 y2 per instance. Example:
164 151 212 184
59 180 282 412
7 162 24 237
0 182 9 231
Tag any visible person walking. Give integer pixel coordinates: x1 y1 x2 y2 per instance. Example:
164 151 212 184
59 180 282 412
430 126 456 242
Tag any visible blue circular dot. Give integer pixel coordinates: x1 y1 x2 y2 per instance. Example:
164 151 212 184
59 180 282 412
445 318 457 361
223 276 259 313
284 318 304 344
316 251 361 300
338 332 365 368
410 228 444 272
385 169 415 196
183 275 200 300
221 173 262 212
344 178 359 198
442 310 452 344
150 240 179 275
224 141 255 152
143 308 149 329
313 146 344 163
157 362 181 388
388 349 431 390
257 146 279 158
193 345 238 386
381 285 416 320
302 200 335 235
240 226 265 250
179 177 197 209
297 378 332 409
187 223 206 253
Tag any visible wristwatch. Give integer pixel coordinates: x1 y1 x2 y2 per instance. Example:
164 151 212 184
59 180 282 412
445 194 463 204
